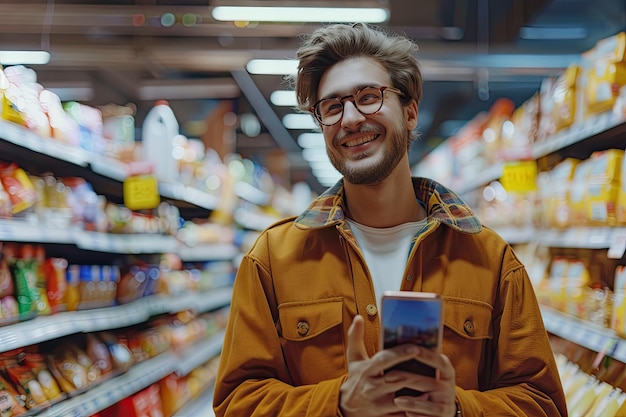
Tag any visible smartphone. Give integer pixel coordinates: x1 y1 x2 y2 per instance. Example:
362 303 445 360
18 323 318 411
380 291 443 397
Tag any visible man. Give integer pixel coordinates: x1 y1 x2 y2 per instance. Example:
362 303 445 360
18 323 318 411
214 23 567 416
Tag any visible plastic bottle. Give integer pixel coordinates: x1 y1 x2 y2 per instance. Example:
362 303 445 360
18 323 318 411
141 100 180 182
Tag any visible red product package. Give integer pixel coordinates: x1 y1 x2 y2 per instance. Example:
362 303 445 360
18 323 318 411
106 383 164 417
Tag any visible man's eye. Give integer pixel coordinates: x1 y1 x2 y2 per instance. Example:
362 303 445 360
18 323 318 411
321 101 342 114
358 93 380 104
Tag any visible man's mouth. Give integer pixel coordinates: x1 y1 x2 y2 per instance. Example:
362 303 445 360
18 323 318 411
343 134 378 147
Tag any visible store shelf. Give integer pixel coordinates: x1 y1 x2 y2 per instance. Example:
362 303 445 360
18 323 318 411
453 163 504 195
0 119 91 167
491 225 626 254
159 182 219 212
37 330 225 417
541 306 623 362
174 385 216 417
0 120 220 215
532 112 626 160
0 218 238 258
0 286 232 351
451 112 626 195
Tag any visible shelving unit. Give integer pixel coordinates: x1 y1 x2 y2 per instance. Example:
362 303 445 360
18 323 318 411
0 118 238 416
434 103 626 403
35 331 225 417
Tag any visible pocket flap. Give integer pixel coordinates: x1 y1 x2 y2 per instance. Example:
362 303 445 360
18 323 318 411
279 298 343 341
443 297 493 340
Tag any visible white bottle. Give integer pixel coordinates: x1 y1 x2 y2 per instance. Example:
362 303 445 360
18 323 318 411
141 100 180 182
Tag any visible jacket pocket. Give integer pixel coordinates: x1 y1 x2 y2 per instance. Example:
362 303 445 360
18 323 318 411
442 296 493 390
278 297 345 385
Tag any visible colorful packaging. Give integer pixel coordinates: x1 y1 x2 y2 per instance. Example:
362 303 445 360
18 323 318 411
552 64 580 131
616 148 626 225
581 32 626 118
587 149 624 226
611 265 626 336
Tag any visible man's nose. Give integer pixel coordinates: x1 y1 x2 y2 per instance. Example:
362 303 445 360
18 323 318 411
341 100 365 128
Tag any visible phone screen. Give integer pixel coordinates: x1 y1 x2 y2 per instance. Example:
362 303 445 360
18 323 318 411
381 292 443 396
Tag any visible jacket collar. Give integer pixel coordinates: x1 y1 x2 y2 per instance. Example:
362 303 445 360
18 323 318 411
294 177 482 234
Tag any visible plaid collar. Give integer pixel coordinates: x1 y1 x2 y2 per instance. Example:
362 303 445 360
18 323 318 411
294 177 482 234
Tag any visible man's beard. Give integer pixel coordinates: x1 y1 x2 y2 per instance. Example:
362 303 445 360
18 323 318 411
329 122 407 185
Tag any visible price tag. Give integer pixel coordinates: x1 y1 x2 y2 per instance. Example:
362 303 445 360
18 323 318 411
500 160 537 193
123 175 160 211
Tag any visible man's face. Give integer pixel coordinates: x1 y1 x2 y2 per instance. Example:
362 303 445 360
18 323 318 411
316 56 416 185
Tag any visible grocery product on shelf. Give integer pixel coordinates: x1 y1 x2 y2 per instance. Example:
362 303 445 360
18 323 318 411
141 100 181 183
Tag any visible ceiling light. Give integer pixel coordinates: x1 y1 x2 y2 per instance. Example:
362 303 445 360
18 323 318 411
211 6 389 23
270 90 297 107
0 50 50 65
282 113 318 130
302 148 329 162
246 59 298 75
297 133 325 149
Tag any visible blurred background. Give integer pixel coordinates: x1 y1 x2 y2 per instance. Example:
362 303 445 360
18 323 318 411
2 0 624 192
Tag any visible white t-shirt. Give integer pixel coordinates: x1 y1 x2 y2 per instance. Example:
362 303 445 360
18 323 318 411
346 218 427 305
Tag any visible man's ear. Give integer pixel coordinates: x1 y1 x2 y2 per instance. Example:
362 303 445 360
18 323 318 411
404 99 418 131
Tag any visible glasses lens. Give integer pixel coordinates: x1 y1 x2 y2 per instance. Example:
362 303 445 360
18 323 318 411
354 87 384 114
316 98 342 125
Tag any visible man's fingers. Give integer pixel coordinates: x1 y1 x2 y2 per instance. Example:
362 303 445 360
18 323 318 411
346 315 369 362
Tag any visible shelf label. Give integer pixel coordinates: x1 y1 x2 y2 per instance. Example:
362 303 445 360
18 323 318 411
500 160 537 193
123 175 160 211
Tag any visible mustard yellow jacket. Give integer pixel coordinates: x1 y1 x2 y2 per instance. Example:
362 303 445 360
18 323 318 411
214 178 567 416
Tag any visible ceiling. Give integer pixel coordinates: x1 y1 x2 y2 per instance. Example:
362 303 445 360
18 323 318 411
1 0 625 193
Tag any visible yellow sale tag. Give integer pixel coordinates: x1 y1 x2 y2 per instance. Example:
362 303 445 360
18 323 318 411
500 160 537 193
123 175 160 210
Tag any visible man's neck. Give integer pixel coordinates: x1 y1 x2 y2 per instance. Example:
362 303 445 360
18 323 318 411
343 166 426 228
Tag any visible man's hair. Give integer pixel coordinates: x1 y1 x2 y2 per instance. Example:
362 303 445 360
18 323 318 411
293 23 423 115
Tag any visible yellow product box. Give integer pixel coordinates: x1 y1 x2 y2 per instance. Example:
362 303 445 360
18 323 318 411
586 149 624 225
587 182 621 225
545 257 570 312
611 265 626 336
587 385 626 417
617 149 626 225
588 149 624 184
581 32 626 117
546 158 580 228
602 389 626 417
537 76 558 143
569 159 593 226
506 93 539 149
552 64 580 132
564 259 591 318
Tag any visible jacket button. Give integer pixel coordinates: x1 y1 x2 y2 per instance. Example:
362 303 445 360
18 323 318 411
366 304 378 316
463 320 475 336
297 321 310 336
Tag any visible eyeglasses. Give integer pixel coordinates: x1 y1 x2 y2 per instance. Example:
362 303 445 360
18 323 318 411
311 86 403 126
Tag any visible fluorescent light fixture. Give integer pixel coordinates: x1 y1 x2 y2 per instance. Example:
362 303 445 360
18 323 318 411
247 59 298 75
270 90 297 106
212 6 389 23
520 26 587 40
138 78 239 100
308 160 333 169
282 113 318 130
297 133 325 149
0 50 50 65
302 148 330 162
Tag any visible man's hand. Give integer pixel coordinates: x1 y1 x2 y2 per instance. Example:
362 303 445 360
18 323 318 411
339 315 457 417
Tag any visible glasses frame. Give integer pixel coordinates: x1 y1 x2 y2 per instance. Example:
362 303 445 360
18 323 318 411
310 85 403 127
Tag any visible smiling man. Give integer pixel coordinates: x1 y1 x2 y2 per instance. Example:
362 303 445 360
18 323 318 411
214 23 567 417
